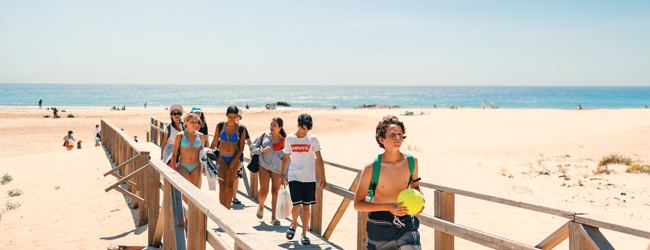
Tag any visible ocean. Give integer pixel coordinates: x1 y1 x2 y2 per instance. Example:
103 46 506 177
1 84 649 109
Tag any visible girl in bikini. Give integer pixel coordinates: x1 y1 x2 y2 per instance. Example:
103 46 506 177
171 112 204 193
210 106 247 209
250 117 286 225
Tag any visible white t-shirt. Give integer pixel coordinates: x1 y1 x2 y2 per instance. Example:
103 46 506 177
283 132 321 182
164 124 182 146
93 127 101 140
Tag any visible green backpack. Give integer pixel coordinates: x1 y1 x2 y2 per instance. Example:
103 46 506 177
368 153 415 202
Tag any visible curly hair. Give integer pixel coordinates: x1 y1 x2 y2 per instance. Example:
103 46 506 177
375 115 407 149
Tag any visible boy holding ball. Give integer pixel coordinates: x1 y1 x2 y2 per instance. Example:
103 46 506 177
354 115 424 250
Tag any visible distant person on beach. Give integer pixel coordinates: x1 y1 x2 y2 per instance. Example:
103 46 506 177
232 109 251 206
491 100 495 108
171 112 205 200
449 104 455 109
144 102 147 109
281 113 326 245
134 136 138 143
245 103 249 109
162 104 183 165
577 104 582 110
122 105 125 110
39 99 42 109
63 130 75 151
111 106 116 111
77 140 82 149
354 115 423 250
482 101 486 109
250 117 286 225
52 107 58 118
209 106 247 210
94 124 101 147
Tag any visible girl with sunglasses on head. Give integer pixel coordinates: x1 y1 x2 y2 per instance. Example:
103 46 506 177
170 112 204 191
161 104 183 165
191 107 210 147
210 105 247 209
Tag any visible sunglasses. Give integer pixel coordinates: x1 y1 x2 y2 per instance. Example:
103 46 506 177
171 112 182 116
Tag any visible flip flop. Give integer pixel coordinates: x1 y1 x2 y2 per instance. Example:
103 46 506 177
272 218 281 225
256 208 263 219
286 227 296 240
232 198 241 205
301 237 310 245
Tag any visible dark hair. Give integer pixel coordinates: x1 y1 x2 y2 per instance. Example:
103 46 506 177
226 105 239 115
68 130 73 134
197 112 206 127
297 113 313 130
272 117 287 137
170 116 181 131
375 115 407 149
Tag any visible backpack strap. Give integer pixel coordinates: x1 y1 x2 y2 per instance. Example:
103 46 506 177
406 153 415 187
368 154 382 202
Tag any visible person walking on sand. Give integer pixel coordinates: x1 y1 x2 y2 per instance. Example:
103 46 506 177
63 130 75 151
144 102 147 109
161 104 183 165
482 101 486 109
53 107 58 118
491 100 495 108
209 106 247 210
281 113 327 245
354 115 424 250
250 117 286 225
39 99 42 109
232 109 251 206
93 124 101 147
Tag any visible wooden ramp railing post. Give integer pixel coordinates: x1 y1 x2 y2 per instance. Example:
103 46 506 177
137 151 149 226
311 171 324 235
357 211 368 250
323 174 360 240
249 172 259 201
435 190 455 250
569 222 614 250
147 160 161 246
187 201 207 250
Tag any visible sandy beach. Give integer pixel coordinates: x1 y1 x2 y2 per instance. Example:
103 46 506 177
1 107 650 249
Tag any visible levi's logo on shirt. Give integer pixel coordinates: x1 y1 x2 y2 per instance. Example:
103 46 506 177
291 144 311 153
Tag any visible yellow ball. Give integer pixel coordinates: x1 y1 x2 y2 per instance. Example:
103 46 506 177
397 189 424 215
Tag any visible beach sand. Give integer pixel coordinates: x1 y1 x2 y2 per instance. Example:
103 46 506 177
1 107 650 249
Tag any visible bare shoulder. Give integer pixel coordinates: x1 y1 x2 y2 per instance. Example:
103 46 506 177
196 131 204 136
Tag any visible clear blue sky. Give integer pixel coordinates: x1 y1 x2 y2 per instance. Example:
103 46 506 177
1 1 649 86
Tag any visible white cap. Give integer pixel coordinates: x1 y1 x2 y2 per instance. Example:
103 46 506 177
170 104 183 115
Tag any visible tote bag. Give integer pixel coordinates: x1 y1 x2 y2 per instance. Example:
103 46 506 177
276 185 293 219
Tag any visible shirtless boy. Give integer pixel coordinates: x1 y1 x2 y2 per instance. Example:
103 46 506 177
354 115 423 250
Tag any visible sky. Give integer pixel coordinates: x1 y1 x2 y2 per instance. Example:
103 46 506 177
1 1 649 86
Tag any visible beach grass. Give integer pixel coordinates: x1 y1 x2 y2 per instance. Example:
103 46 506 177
54 186 60 190
1 173 12 185
7 189 23 197
597 154 650 174
5 201 20 210
625 163 650 174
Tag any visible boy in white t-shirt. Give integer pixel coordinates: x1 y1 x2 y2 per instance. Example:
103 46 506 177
281 113 327 246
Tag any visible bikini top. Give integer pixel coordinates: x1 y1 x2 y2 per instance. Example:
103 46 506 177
181 132 202 148
272 137 285 151
219 126 239 142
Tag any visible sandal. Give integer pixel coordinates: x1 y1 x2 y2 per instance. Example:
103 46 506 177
272 218 281 225
286 227 296 240
256 208 263 219
301 237 310 245
232 198 241 205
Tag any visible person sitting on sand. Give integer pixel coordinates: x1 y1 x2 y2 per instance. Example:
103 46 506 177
482 101 486 109
577 104 582 110
171 112 204 192
63 130 75 151
281 113 327 245
354 115 424 250
161 104 183 165
449 104 455 109
209 106 247 210
77 140 82 149
250 117 286 225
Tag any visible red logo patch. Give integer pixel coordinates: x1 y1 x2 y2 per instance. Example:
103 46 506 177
291 144 311 153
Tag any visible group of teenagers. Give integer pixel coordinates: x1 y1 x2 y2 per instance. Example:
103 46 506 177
160 104 424 250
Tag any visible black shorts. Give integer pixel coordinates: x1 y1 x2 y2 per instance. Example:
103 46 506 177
288 181 316 205
366 211 421 250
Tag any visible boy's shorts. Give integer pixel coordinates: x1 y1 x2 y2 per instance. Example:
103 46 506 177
288 181 316 205
366 211 421 250
95 140 100 144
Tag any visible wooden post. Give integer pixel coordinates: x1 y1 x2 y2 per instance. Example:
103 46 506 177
147 161 161 246
357 211 368 250
323 174 360 239
137 152 149 226
310 171 324 235
249 172 259 201
163 179 177 250
435 190 455 250
146 131 150 142
187 201 207 250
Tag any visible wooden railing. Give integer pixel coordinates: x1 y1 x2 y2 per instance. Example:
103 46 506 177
147 117 650 250
103 119 279 250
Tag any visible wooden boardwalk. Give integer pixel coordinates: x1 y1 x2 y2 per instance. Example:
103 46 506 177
137 142 343 250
